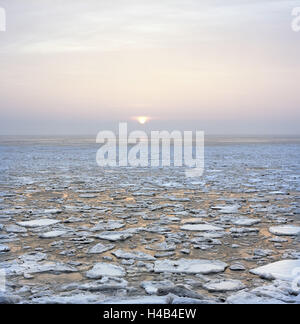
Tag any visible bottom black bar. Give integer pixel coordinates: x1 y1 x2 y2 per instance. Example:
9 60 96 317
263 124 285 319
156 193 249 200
0 303 289 323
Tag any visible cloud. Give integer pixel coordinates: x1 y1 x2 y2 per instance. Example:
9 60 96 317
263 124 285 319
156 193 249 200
0 0 299 134
1 0 299 53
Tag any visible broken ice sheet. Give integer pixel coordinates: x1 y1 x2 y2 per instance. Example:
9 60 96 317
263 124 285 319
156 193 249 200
1 137 300 304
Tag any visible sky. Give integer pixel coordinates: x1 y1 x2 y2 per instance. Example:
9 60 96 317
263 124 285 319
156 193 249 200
0 0 299 135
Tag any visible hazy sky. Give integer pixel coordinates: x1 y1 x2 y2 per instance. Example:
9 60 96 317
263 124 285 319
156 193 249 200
0 0 299 135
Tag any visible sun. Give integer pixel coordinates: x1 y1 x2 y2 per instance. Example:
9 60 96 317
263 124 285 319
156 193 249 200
136 116 149 125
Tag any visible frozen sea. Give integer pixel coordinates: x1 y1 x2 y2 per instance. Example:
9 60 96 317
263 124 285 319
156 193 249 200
0 136 299 304
0 135 299 190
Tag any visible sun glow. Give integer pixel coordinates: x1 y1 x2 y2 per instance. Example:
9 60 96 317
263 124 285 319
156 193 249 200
136 116 149 125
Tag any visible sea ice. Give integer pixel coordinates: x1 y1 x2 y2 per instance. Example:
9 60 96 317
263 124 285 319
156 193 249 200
86 263 125 279
5 225 27 233
88 243 115 254
0 244 10 252
154 259 227 274
141 280 175 295
212 205 240 214
180 224 223 232
227 291 285 304
97 231 133 242
112 249 156 261
250 260 300 281
203 279 246 292
90 220 125 231
16 219 61 228
231 218 261 226
269 225 300 236
39 231 67 239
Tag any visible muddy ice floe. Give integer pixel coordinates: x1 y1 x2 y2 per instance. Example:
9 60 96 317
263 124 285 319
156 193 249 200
141 280 174 295
154 259 228 274
25 262 77 275
101 294 217 304
195 232 226 239
250 259 300 281
0 293 21 304
231 217 261 226
39 230 67 239
154 252 175 258
64 216 82 223
230 263 246 271
227 279 300 304
249 281 299 303
203 279 246 292
16 219 61 228
83 277 128 291
269 237 288 243
180 249 190 255
42 209 62 215
150 204 175 211
182 218 205 224
191 237 222 246
78 194 97 199
145 242 176 252
163 196 191 202
60 277 128 292
86 263 125 279
156 285 205 300
90 220 125 231
253 249 274 257
97 231 133 242
112 249 156 261
230 227 259 234
226 291 286 304
88 243 115 254
19 252 47 262
31 293 107 304
172 297 218 304
180 224 223 232
0 244 10 252
102 295 173 304
5 225 27 233
144 225 171 234
269 225 300 236
211 205 240 214
1 256 77 276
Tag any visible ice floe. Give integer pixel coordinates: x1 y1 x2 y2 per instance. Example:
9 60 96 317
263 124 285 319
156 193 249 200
39 231 67 239
88 243 115 254
112 249 156 261
16 219 61 228
203 279 246 292
154 259 228 274
97 231 133 242
86 263 126 279
250 260 300 281
269 225 300 236
180 224 223 232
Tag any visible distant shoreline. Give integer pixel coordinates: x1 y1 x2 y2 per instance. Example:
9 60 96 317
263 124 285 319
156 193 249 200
0 135 300 146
